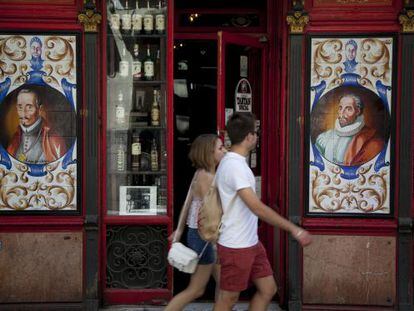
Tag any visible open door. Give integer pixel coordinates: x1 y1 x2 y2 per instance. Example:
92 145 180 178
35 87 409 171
172 32 281 302
217 31 278 300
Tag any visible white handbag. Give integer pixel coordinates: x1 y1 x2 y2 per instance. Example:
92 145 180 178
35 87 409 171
168 172 208 274
167 242 199 274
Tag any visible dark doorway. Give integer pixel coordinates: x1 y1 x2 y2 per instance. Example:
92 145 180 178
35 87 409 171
173 39 217 299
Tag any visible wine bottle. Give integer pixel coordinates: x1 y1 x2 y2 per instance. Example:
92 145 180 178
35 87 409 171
150 138 159 171
131 43 142 80
131 90 148 125
143 0 154 34
143 44 154 80
150 89 160 126
250 148 257 169
116 136 127 172
110 0 121 31
155 0 165 34
131 0 143 35
131 131 141 171
119 47 129 77
115 90 127 128
155 49 161 80
121 0 132 34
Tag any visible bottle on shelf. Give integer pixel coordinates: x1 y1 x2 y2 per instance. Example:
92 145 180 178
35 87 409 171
150 138 159 171
115 90 127 128
155 176 167 214
131 0 143 35
250 148 257 169
155 0 165 34
131 43 142 80
121 0 132 34
119 47 129 77
109 0 121 31
144 44 154 80
151 89 160 126
131 131 141 171
155 49 161 80
143 0 154 34
160 147 167 170
116 136 127 172
130 90 148 126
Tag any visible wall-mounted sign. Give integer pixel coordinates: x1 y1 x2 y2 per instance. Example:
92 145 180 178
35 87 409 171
234 78 252 112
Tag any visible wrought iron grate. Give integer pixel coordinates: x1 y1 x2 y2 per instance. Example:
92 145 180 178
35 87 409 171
106 225 168 289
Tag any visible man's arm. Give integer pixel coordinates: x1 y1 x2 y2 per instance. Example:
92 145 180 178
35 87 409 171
238 187 312 246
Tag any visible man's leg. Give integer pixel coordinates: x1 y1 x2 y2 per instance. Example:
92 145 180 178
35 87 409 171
248 275 277 311
213 289 240 311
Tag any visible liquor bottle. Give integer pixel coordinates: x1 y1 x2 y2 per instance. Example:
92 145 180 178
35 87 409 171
160 143 167 170
115 90 127 128
110 0 121 31
150 89 160 126
144 45 154 80
119 47 129 77
116 136 127 172
154 49 161 80
131 90 148 125
250 148 257 169
131 43 142 80
150 138 159 171
131 0 143 34
121 0 132 34
143 0 154 34
155 1 165 34
131 131 141 171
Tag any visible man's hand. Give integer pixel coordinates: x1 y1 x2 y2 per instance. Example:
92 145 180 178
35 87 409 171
293 229 312 247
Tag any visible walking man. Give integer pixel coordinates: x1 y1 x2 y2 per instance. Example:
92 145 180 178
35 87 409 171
214 112 312 311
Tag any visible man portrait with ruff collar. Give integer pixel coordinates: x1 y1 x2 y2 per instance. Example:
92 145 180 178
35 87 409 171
315 94 385 166
7 88 67 164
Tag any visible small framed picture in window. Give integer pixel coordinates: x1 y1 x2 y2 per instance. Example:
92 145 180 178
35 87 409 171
119 186 157 215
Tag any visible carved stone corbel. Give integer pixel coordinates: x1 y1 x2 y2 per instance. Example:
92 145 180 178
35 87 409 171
78 0 102 33
286 1 309 34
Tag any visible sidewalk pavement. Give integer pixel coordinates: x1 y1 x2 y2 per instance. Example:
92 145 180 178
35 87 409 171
100 302 283 311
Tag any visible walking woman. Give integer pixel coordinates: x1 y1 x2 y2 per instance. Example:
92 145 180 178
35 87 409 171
165 134 226 311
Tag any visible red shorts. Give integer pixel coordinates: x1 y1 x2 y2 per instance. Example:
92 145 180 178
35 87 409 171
217 242 274 292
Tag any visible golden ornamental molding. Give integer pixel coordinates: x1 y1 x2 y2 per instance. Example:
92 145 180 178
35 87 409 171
78 8 102 33
399 9 414 33
286 10 309 34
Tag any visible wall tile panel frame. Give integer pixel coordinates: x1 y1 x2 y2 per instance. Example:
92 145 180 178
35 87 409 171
0 32 81 214
306 34 396 217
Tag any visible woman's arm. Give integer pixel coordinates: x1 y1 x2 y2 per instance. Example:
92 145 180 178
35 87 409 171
171 171 198 242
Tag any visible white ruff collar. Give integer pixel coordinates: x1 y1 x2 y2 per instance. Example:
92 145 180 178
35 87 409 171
334 115 365 137
20 117 42 133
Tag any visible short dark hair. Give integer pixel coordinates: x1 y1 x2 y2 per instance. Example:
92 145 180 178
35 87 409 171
226 112 255 145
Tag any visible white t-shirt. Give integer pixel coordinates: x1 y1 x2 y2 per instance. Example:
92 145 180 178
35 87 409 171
216 152 258 248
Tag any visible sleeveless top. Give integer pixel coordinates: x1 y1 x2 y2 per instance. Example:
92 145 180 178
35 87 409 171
186 197 203 229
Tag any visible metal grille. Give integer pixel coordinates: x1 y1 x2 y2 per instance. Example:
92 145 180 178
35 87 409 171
106 225 168 289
